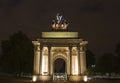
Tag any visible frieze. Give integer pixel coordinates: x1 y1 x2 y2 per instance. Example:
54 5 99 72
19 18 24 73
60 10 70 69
37 39 84 44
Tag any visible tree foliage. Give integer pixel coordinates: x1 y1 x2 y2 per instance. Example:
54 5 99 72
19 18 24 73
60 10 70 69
116 41 120 56
86 50 96 68
0 31 34 74
86 50 96 74
95 53 120 74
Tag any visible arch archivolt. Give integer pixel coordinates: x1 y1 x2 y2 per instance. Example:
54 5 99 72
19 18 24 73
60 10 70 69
50 49 70 75
53 52 67 61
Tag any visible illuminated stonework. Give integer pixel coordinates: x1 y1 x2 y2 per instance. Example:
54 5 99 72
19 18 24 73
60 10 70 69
52 13 69 30
32 14 88 82
42 32 78 38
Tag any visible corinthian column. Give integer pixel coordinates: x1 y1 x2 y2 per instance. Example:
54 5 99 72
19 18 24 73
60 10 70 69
77 46 81 75
80 41 88 75
32 41 40 75
69 46 72 75
48 46 51 75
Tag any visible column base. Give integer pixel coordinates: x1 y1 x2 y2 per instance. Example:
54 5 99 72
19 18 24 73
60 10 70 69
33 75 83 82
69 75 82 81
39 75 52 81
32 75 39 82
32 75 52 82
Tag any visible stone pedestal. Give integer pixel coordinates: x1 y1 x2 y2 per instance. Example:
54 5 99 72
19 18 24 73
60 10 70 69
69 75 82 81
39 75 52 81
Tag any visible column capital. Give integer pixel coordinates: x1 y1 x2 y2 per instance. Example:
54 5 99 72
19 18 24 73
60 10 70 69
32 41 40 46
69 46 72 50
80 41 88 46
47 45 51 50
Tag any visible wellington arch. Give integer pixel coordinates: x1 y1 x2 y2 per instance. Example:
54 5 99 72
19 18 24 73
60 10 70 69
32 14 88 82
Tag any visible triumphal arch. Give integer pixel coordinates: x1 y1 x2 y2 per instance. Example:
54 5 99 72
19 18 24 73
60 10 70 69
32 14 88 82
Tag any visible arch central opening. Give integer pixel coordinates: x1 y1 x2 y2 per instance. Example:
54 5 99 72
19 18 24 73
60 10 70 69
53 58 67 81
54 58 66 73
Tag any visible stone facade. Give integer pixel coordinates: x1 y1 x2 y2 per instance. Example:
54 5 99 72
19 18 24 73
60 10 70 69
32 38 88 81
32 14 88 81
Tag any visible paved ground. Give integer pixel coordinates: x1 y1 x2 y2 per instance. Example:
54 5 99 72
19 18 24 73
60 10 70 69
0 76 88 83
1 76 120 83
0 76 30 83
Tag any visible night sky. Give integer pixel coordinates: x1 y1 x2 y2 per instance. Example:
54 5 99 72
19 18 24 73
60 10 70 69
0 0 120 56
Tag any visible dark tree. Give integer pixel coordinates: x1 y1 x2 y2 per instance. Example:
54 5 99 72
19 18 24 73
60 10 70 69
86 50 96 74
115 41 120 73
95 53 119 74
0 31 34 74
86 50 96 68
116 41 120 56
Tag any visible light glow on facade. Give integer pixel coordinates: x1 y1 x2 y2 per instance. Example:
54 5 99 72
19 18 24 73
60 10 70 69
72 47 79 75
72 56 78 75
83 75 88 82
42 32 78 38
32 75 37 82
42 47 48 75
33 50 40 74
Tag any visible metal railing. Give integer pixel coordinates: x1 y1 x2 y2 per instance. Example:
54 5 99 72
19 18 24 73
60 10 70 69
53 73 67 81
